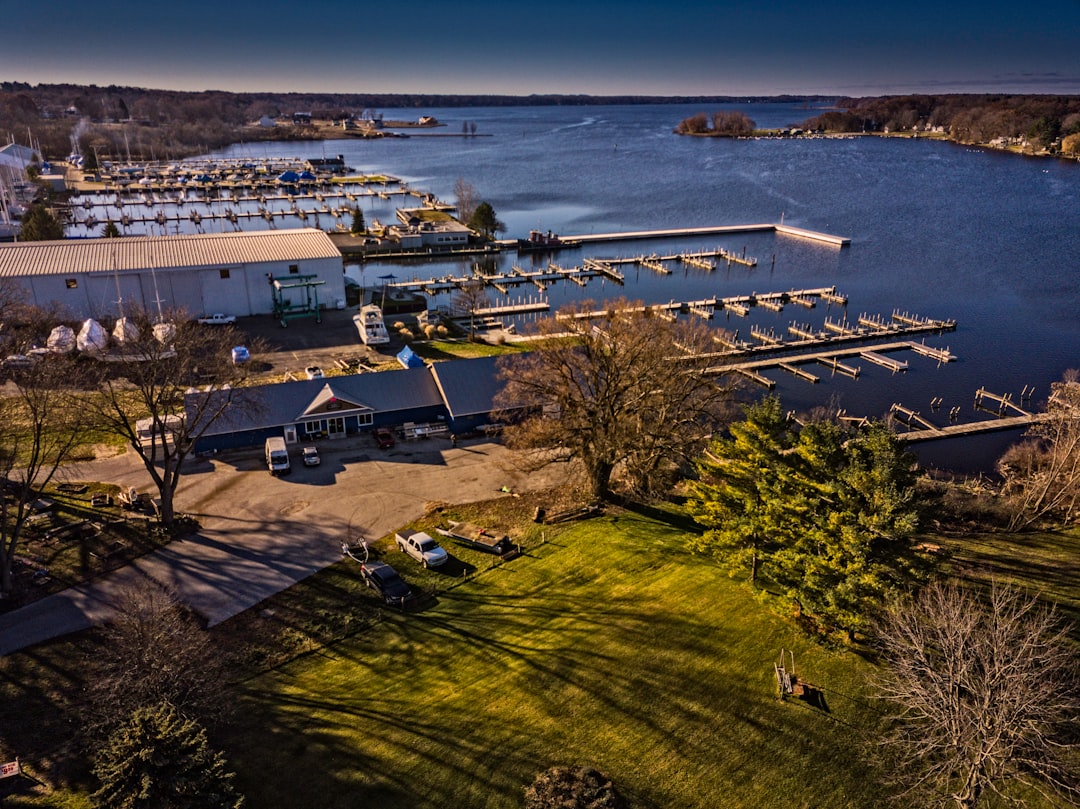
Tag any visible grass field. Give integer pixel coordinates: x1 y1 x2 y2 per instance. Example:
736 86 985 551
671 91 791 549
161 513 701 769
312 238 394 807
943 526 1080 628
5 505 1077 808
409 339 525 361
222 510 883 809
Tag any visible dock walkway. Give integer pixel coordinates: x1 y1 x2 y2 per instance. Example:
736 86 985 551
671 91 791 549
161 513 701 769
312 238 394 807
495 222 850 250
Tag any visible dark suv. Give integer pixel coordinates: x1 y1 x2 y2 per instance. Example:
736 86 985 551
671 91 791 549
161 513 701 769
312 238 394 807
359 561 413 606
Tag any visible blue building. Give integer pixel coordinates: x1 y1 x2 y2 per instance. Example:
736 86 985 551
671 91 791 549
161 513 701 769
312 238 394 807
188 355 524 452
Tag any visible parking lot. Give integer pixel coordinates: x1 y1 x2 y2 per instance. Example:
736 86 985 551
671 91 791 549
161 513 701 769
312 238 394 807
234 306 408 380
0 426 566 655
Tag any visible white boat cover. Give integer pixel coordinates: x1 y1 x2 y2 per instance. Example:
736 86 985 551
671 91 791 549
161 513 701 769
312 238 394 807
112 317 140 344
46 325 76 353
76 319 108 353
152 322 176 345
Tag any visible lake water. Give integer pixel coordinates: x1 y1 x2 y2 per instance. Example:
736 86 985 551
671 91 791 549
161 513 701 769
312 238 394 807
211 103 1080 473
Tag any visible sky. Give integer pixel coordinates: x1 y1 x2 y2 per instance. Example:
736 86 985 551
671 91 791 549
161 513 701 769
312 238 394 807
4 0 1080 96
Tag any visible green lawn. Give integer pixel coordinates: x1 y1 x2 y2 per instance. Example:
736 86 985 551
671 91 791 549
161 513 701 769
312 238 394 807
5 508 1078 807
409 340 525 361
942 527 1080 628
224 511 882 809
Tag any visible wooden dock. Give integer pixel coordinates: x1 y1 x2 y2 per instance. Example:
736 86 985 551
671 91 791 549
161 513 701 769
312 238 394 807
473 299 550 317
637 255 671 274
861 351 908 373
702 339 956 377
778 362 819 383
909 341 956 363
558 287 845 321
896 413 1049 443
974 388 1031 417
890 403 937 431
736 368 776 389
817 356 861 378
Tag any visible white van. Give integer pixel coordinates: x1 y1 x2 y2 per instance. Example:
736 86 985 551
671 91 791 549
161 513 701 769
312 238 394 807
265 436 290 475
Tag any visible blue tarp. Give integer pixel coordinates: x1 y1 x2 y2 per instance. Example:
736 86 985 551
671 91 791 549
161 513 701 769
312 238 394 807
277 170 300 183
298 170 316 181
396 345 425 369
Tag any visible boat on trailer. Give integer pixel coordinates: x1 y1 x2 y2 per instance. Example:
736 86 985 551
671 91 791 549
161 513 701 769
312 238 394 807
353 303 390 346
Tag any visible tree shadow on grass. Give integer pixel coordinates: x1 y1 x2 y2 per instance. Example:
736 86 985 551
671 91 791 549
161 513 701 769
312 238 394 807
617 498 702 535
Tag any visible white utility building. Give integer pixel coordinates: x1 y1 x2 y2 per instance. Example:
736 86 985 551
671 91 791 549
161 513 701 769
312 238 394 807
0 228 344 319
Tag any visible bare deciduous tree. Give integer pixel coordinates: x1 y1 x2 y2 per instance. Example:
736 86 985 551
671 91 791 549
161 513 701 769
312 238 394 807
0 355 86 598
453 177 479 225
495 300 735 500
872 580 1080 809
997 373 1080 530
83 308 263 526
87 580 229 734
452 279 489 340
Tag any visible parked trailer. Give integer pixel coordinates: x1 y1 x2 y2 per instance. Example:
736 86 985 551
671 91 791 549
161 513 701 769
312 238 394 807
436 521 512 555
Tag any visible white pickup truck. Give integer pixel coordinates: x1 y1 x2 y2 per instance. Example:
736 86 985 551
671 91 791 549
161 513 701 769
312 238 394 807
197 313 237 325
394 531 449 568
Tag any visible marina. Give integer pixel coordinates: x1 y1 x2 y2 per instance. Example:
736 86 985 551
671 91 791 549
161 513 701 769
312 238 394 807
36 134 1068 473
194 104 1078 475
703 339 960 384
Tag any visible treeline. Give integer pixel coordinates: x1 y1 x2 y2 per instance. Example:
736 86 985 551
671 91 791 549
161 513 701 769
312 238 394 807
674 110 756 136
0 81 836 160
798 94 1080 154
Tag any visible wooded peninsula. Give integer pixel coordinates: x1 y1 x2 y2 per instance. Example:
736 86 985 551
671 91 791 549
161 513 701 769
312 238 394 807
675 94 1080 157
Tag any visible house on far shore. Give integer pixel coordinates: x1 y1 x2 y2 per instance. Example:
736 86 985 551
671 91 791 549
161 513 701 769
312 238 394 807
258 115 276 128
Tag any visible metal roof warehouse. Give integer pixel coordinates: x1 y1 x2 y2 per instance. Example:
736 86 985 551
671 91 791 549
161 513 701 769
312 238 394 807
0 228 345 319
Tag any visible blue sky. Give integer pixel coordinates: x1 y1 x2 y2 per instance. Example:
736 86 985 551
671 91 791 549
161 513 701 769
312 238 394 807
5 0 1080 95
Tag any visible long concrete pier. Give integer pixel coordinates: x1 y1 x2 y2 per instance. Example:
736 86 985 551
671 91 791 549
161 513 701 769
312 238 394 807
498 223 851 249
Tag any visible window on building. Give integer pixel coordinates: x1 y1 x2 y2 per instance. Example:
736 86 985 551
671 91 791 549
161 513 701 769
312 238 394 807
219 269 230 280
65 278 78 289
289 264 299 274
358 413 373 426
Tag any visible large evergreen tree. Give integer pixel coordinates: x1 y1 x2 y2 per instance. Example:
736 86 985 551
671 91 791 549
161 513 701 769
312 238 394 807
467 201 504 240
18 202 64 241
689 400 923 637
92 703 244 809
349 206 364 235
686 396 794 583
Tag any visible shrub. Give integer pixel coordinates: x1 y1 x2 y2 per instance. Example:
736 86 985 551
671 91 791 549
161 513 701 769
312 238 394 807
524 765 626 809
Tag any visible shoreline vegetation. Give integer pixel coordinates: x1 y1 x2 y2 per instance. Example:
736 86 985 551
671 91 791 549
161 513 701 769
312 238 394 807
3 82 1078 163
675 94 1080 158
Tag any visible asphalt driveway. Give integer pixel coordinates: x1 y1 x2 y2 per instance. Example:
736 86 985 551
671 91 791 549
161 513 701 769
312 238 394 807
0 434 563 656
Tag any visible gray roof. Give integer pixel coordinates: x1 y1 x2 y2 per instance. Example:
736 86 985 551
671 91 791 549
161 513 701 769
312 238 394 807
0 228 341 278
189 366 444 437
430 355 520 418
